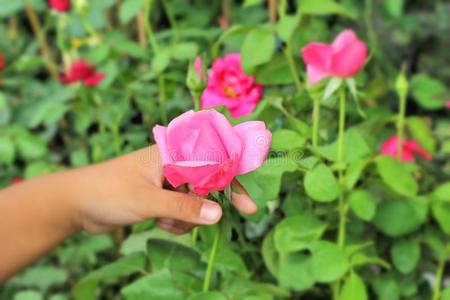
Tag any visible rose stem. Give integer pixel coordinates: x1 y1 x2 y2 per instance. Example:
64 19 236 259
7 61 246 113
144 0 168 125
433 256 447 300
23 1 59 80
202 227 220 292
312 94 320 148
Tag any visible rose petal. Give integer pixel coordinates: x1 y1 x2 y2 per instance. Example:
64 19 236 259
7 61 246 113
152 125 173 165
234 121 272 174
83 72 105 87
331 29 358 51
301 42 333 70
164 162 220 188
331 40 367 77
306 65 330 84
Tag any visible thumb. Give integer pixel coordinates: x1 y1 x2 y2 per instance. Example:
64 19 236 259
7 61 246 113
151 189 222 225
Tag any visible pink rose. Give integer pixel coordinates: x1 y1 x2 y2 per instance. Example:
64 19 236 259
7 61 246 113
380 135 432 162
194 56 206 82
200 53 263 118
301 29 368 84
153 110 272 196
60 59 105 87
445 101 450 109
48 0 71 12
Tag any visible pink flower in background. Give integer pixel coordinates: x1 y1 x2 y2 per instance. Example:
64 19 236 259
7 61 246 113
380 135 432 162
153 110 271 196
201 53 263 118
445 101 450 109
48 0 71 12
194 56 206 82
0 53 4 71
60 59 104 87
301 29 368 84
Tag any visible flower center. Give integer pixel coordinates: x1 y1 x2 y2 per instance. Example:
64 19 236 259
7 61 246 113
224 86 238 98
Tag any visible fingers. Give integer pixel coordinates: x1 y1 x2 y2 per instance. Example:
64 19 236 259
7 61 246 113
157 218 196 235
152 188 222 225
231 179 258 215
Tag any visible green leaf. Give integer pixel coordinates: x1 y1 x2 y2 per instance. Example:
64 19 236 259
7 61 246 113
276 14 300 42
304 163 339 202
13 291 43 300
187 292 227 300
0 137 15 164
15 133 47 160
147 238 200 272
262 230 279 277
431 197 450 234
374 198 428 237
255 54 296 85
9 266 67 291
152 50 171 73
410 73 447 110
442 287 450 300
298 0 355 18
311 241 349 283
271 129 306 151
434 182 450 202
384 0 404 17
72 253 147 300
322 78 343 101
171 42 199 61
390 240 420 274
119 0 143 24
348 190 377 221
372 274 400 300
345 159 369 190
278 252 315 291
121 270 184 300
376 156 418 197
339 272 368 300
406 116 436 154
241 27 276 74
274 213 327 253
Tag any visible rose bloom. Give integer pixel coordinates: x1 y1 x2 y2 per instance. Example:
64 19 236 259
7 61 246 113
301 29 368 84
0 53 5 71
60 59 105 87
200 53 263 118
153 110 271 196
380 135 432 163
445 101 450 109
48 0 71 12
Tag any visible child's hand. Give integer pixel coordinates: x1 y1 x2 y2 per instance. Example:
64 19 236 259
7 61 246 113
72 146 258 234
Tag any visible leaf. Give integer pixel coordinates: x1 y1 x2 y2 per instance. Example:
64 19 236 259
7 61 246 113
410 73 447 110
276 14 300 42
406 116 436 154
241 27 276 74
0 137 15 164
298 0 355 18
384 0 404 17
187 292 227 300
431 196 450 234
152 50 171 73
322 78 342 101
274 213 327 253
442 287 450 300
434 182 450 202
72 253 147 300
262 230 279 277
345 158 369 190
304 163 339 202
119 0 143 24
255 54 296 85
278 252 315 291
13 291 43 300
171 42 199 61
121 270 184 300
390 240 420 274
271 129 306 151
15 133 47 160
376 156 418 197
147 238 200 272
339 272 368 300
372 274 400 300
348 190 377 221
310 241 349 283
373 198 428 237
9 266 68 291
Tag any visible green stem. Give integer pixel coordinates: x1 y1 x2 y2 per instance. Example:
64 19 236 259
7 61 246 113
312 95 320 148
191 227 199 245
396 90 407 160
337 88 347 249
433 257 446 300
284 41 302 94
203 227 220 292
162 0 180 43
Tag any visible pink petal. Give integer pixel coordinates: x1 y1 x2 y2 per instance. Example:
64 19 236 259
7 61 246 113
405 140 432 161
83 72 105 87
163 162 220 189
152 125 173 165
301 42 333 70
234 121 272 174
306 65 330 84
330 40 367 77
331 29 358 51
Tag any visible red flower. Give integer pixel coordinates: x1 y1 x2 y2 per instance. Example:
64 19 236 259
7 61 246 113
60 59 105 87
380 135 432 162
48 0 71 13
12 177 23 185
0 53 5 71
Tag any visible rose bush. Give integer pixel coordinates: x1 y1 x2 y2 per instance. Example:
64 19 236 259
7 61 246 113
1 1 450 300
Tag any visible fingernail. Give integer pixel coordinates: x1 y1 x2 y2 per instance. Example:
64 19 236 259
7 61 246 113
231 184 243 194
200 202 222 223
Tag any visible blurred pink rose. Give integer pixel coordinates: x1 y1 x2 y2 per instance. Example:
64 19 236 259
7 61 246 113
445 101 450 109
200 53 263 118
301 29 368 84
380 135 431 162
60 59 105 87
48 0 71 12
153 110 271 196
194 56 206 82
